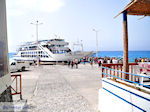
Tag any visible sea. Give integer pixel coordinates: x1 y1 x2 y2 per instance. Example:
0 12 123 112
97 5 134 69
9 51 150 62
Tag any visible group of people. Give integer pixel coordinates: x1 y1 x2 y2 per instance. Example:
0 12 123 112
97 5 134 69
67 57 124 68
80 57 123 66
135 58 150 62
67 57 150 68
67 59 79 69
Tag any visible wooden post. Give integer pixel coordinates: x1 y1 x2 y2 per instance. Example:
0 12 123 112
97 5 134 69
123 11 129 79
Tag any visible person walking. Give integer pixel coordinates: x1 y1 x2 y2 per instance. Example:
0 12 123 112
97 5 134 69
68 60 71 67
71 60 74 69
90 58 94 67
98 58 101 67
74 58 79 69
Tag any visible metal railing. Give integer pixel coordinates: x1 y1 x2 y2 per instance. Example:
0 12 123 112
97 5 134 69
10 74 22 100
101 65 150 112
101 63 139 82
101 66 150 88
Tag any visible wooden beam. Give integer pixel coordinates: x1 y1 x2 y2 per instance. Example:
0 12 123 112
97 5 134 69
123 11 129 79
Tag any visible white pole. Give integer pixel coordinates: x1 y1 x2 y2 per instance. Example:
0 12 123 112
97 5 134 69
93 29 99 57
81 40 83 51
96 31 98 57
36 21 38 43
31 20 43 66
36 21 39 66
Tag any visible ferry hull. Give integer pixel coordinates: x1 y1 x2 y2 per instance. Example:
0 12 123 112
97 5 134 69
13 51 93 62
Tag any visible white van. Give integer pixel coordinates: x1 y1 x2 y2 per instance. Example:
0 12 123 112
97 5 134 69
9 60 30 72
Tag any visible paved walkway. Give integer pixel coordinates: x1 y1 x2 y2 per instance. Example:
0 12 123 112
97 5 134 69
17 64 101 112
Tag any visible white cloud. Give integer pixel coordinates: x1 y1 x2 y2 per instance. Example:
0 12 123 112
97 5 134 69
6 0 65 16
7 9 24 16
37 0 65 13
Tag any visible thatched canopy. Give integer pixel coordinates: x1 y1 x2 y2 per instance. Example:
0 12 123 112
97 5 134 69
115 0 150 73
116 0 150 17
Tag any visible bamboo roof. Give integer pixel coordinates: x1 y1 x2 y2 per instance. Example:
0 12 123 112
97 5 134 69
116 0 150 17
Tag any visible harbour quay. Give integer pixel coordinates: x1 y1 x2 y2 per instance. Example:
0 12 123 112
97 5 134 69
11 64 100 111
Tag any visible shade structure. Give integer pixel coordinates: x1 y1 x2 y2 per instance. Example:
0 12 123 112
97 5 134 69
116 0 150 17
116 0 150 77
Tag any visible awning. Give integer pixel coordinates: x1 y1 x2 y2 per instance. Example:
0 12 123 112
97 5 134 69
115 0 150 18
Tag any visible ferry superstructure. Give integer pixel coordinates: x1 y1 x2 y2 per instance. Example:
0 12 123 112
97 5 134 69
14 39 93 62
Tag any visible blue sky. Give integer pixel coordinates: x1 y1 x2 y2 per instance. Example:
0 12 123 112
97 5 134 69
6 0 150 52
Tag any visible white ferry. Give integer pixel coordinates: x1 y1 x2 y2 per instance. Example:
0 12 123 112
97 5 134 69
13 39 93 63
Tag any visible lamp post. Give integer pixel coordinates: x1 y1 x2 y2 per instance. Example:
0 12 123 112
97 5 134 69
93 29 99 57
31 20 43 66
81 40 83 51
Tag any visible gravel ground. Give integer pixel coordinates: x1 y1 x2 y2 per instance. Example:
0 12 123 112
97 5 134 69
24 64 100 112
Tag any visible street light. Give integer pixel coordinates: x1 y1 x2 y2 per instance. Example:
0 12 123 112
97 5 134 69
81 40 83 51
30 20 43 43
30 20 43 66
93 29 99 57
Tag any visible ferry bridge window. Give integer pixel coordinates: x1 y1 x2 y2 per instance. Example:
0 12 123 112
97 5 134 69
29 46 37 50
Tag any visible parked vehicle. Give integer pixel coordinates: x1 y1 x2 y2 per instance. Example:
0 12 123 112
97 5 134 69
9 60 30 72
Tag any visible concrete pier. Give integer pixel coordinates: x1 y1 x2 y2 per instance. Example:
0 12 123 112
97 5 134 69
12 64 101 111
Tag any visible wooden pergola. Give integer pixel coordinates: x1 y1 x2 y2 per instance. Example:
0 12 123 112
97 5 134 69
118 0 150 79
